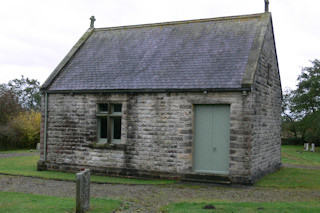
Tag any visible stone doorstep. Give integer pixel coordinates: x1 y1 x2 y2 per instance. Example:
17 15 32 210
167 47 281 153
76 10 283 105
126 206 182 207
181 173 231 184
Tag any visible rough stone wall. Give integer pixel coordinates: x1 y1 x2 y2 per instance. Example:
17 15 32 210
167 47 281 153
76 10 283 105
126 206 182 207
250 20 282 182
39 91 252 182
40 93 128 167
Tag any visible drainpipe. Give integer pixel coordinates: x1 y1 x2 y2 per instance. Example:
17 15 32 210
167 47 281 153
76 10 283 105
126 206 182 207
44 93 48 161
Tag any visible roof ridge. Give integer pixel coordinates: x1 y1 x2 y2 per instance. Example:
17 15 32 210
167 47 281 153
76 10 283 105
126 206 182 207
95 13 267 31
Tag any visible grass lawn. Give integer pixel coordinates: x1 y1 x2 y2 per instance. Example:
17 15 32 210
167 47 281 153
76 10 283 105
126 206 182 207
281 145 320 165
256 145 320 188
256 167 320 188
0 155 175 185
0 149 35 153
0 191 121 213
160 201 320 213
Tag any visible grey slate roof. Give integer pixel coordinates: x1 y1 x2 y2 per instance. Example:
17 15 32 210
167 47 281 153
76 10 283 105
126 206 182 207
43 13 271 92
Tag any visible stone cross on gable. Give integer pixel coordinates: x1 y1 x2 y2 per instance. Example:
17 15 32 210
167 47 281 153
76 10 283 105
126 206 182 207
265 0 269 12
90 16 96 28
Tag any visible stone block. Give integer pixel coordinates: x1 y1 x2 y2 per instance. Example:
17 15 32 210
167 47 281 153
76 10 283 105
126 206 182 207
311 143 315 152
76 169 90 213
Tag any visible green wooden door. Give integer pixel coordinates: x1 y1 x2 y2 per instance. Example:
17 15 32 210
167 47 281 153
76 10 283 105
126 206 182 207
194 105 230 174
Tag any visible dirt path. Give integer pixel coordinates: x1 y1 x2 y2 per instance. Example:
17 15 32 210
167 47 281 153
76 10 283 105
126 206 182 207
0 151 39 158
282 163 320 170
1 174 319 212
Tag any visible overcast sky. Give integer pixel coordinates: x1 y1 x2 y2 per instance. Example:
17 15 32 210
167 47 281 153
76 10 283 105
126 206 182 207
0 0 319 90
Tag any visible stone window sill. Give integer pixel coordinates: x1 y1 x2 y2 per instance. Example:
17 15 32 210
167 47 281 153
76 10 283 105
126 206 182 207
88 143 126 151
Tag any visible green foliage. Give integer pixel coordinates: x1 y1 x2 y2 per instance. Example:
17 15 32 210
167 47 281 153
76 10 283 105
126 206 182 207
292 59 320 114
281 138 305 145
0 111 41 149
0 155 176 185
10 110 41 148
0 124 20 150
0 191 122 213
160 201 320 213
0 149 31 153
304 111 320 144
0 89 22 125
282 59 320 144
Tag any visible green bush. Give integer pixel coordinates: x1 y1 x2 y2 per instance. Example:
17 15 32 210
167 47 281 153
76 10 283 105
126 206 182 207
281 138 305 145
0 111 40 150
305 134 320 146
304 112 320 145
0 125 20 150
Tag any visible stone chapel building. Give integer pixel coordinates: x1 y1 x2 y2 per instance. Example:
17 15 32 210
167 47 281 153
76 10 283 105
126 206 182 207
38 10 282 184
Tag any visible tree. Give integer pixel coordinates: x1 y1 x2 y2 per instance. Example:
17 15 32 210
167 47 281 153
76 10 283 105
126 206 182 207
7 76 41 111
0 86 22 125
291 59 320 115
282 59 320 144
0 77 41 149
282 89 299 139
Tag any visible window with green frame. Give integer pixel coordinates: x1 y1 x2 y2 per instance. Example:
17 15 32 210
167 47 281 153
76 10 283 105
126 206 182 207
97 103 122 144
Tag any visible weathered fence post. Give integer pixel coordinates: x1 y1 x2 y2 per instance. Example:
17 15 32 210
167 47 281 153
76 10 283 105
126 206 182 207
76 169 90 213
311 143 315 152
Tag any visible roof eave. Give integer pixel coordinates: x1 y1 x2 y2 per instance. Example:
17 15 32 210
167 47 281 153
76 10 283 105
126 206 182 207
41 87 252 94
40 28 95 90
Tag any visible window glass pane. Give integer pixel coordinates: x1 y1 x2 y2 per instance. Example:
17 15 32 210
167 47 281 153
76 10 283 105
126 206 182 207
100 118 108 138
99 104 108 113
113 117 121 139
113 104 122 113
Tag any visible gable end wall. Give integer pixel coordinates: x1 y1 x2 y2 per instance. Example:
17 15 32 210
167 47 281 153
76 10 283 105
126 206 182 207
250 20 282 182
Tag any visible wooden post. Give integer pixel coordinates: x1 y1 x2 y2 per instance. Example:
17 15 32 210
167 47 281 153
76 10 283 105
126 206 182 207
76 169 90 213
